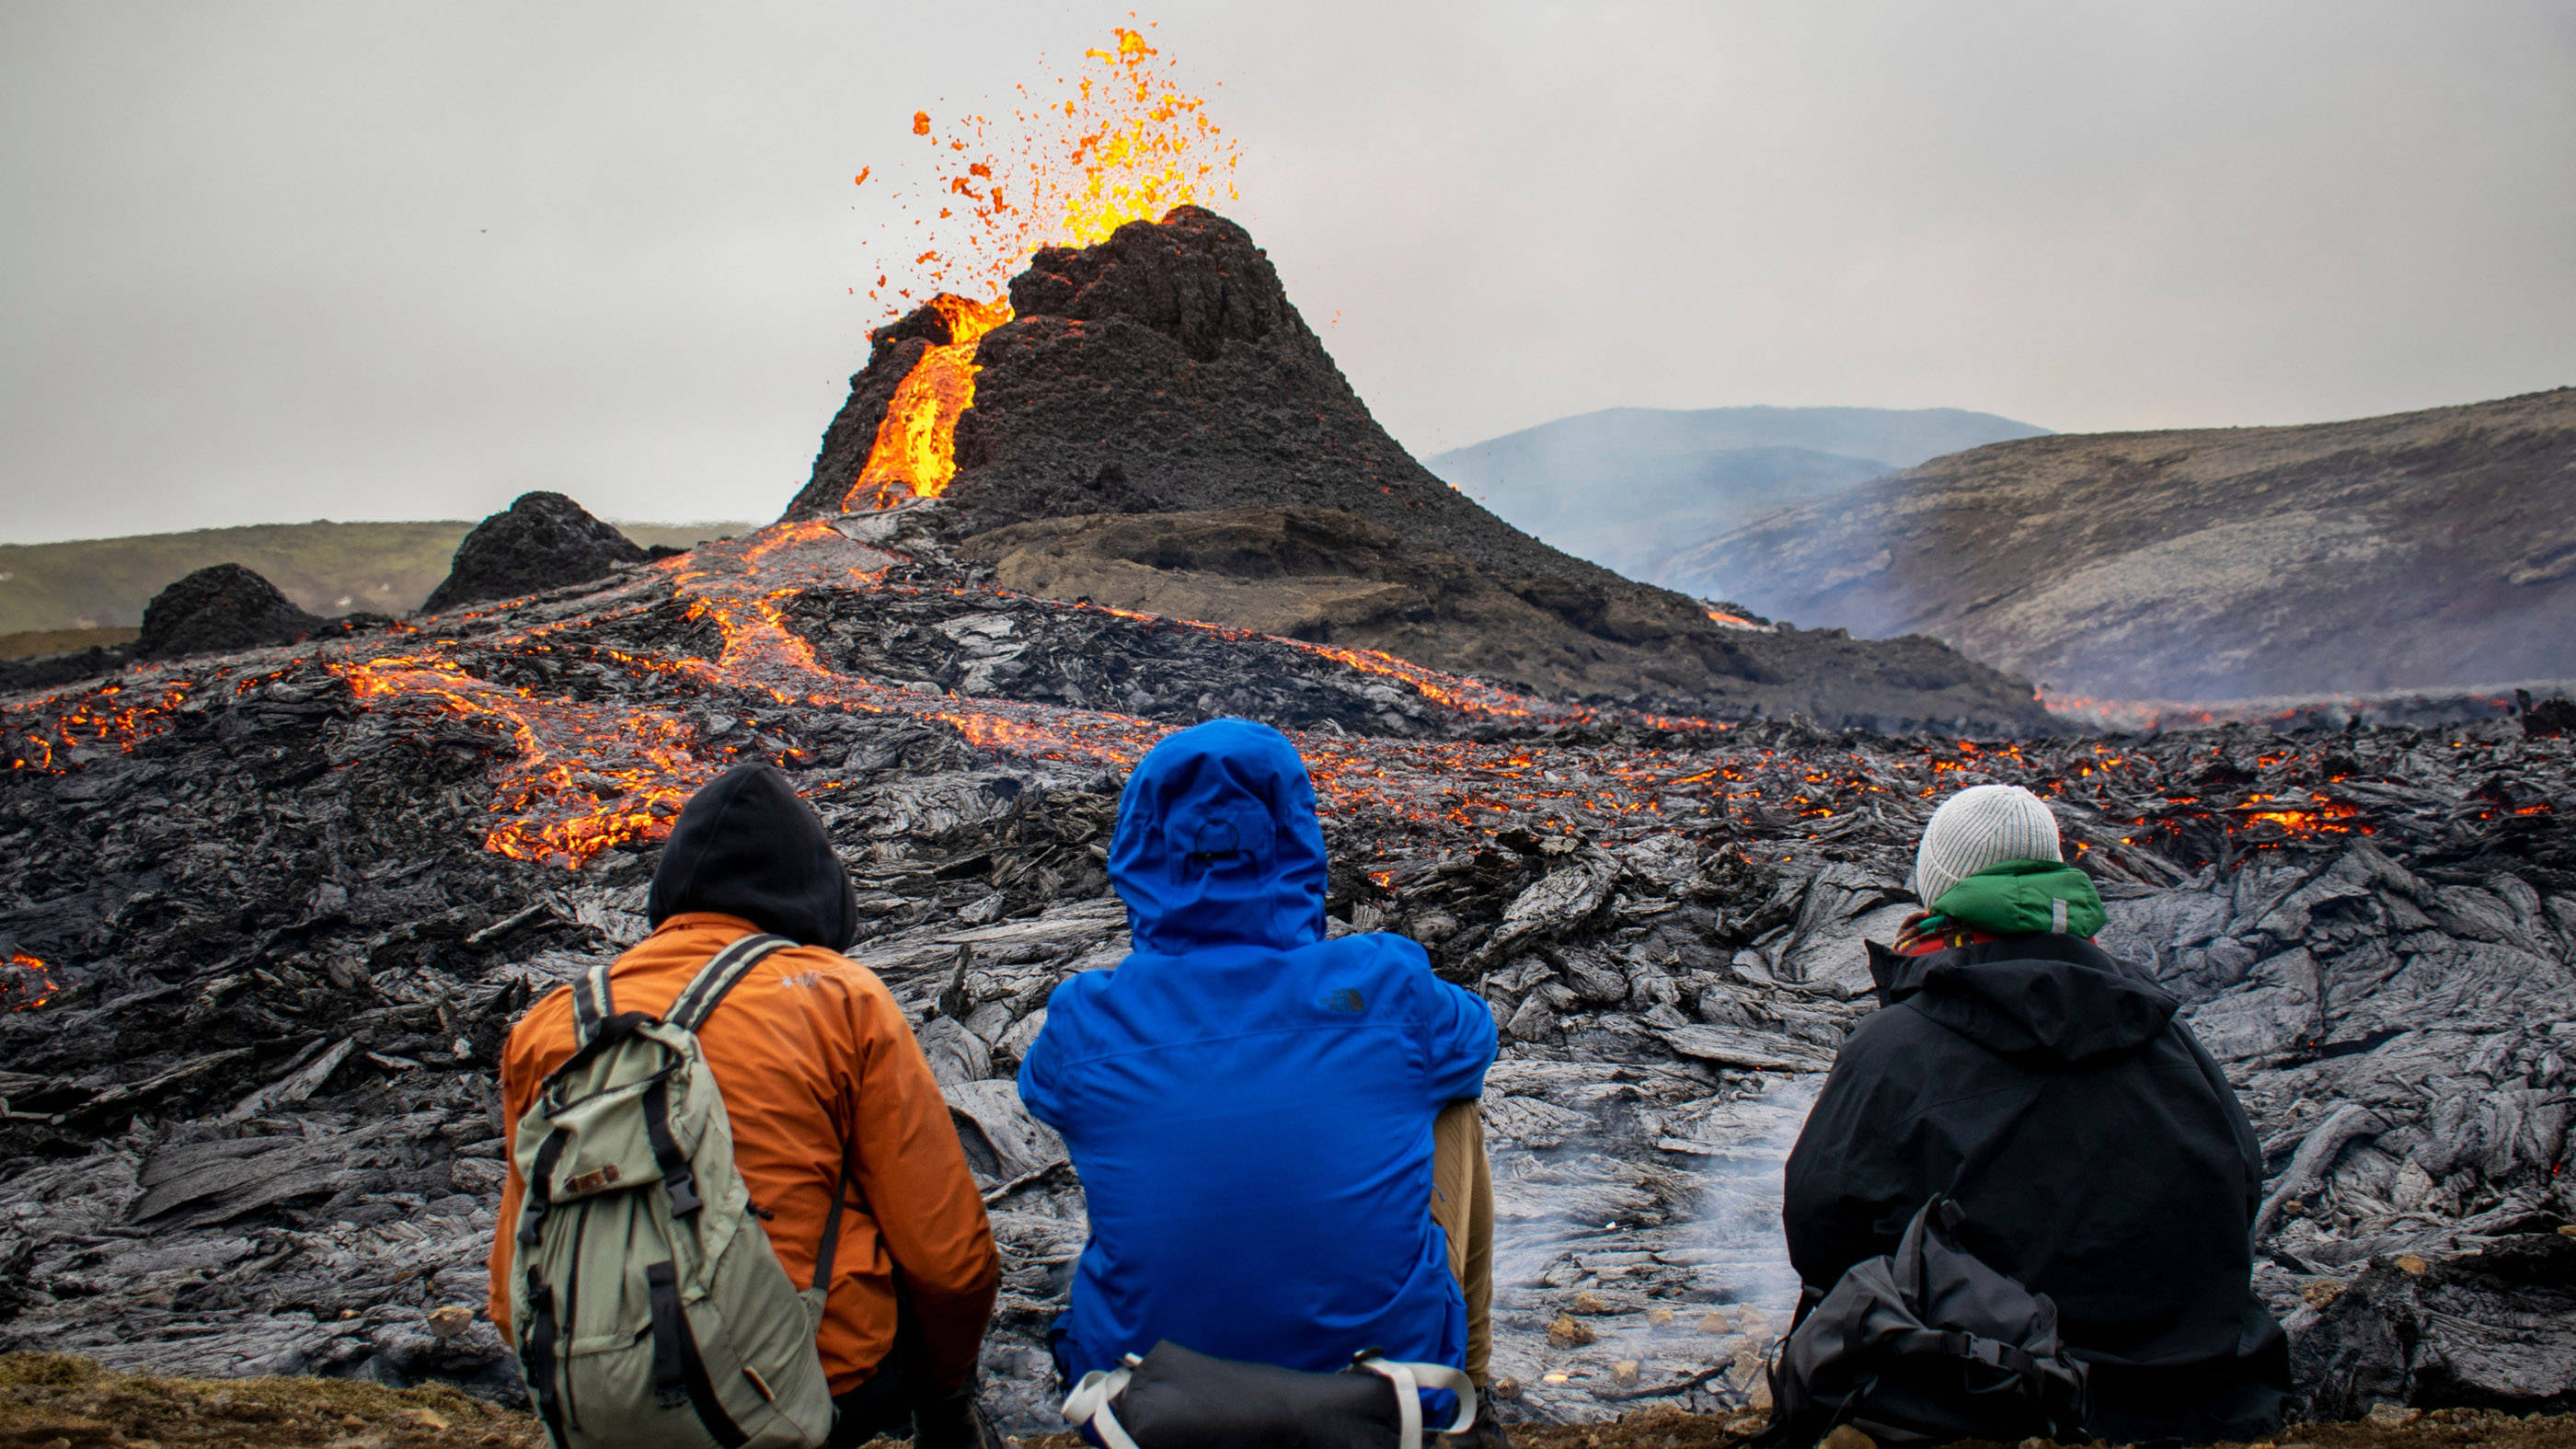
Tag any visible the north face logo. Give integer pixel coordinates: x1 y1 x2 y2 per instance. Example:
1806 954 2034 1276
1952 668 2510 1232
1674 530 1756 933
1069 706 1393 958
1320 988 1365 1014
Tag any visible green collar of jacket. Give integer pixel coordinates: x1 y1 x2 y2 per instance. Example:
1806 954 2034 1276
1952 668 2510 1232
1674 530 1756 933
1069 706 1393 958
1926 857 2108 938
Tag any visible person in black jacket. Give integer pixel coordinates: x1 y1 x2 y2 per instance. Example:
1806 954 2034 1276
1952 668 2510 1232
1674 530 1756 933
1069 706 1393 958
1783 784 2290 1444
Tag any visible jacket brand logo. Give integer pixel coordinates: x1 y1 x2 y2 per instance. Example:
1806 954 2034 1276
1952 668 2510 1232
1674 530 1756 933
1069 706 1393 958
1320 988 1365 1014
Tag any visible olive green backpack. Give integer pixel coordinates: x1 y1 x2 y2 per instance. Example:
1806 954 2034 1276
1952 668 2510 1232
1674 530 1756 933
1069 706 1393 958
508 933 848 1449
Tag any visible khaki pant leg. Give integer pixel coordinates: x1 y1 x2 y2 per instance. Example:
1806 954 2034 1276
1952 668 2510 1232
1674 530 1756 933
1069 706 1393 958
1430 1098 1494 1386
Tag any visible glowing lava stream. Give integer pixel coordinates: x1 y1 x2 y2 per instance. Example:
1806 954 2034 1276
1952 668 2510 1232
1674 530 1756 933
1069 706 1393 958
845 296 1014 511
4 525 2398 878
2 517 1637 868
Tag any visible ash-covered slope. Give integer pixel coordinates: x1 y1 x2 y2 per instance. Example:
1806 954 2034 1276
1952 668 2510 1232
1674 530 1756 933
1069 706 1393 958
789 209 2051 734
1657 388 2576 701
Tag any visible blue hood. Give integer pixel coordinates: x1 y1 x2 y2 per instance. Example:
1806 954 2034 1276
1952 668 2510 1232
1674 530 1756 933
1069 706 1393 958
1110 719 1329 956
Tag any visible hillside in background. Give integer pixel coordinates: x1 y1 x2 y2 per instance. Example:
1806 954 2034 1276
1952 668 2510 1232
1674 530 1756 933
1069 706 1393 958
1424 405 2048 585
1656 387 2576 700
0 520 752 637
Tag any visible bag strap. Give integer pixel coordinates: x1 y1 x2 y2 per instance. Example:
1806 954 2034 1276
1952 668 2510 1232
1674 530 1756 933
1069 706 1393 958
1060 1366 1140 1449
811 1148 859 1293
1357 1355 1478 1440
571 960 615 1046
1058 1355 1475 1447
666 932 794 1032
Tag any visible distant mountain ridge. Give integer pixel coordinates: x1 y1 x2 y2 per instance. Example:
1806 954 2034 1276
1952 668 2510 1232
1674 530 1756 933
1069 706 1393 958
1655 387 2576 700
1425 405 2049 586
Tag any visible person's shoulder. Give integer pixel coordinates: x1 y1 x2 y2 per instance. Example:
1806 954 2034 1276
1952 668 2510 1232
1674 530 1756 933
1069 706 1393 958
1315 928 1433 974
1310 931 1472 1014
503 981 580 1077
760 942 899 1007
1037 959 1116 1018
1832 995 1956 1073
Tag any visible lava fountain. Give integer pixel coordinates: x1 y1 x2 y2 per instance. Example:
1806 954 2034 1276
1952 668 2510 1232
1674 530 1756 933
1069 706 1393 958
844 22 1239 510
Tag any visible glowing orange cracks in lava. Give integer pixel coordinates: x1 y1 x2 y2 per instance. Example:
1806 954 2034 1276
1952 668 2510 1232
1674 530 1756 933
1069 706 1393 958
845 294 1013 512
5 952 56 1011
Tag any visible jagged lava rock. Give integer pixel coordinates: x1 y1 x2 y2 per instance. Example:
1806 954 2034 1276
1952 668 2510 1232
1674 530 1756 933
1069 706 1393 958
420 492 650 615
2292 1229 2576 1418
135 564 324 661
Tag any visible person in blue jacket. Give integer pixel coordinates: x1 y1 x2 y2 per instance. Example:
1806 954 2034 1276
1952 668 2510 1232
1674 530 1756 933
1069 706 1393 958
1019 719 1502 1438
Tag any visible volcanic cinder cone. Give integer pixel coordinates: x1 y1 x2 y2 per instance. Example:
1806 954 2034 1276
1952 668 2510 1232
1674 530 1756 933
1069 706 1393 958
792 209 2053 733
421 491 653 615
136 563 323 661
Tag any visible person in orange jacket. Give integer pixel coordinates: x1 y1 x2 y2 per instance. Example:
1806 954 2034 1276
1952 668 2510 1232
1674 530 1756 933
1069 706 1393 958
488 762 1002 1448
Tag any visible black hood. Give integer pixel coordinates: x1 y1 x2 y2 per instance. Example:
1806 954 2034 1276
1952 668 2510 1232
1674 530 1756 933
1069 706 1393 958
1867 935 2179 1066
648 763 858 949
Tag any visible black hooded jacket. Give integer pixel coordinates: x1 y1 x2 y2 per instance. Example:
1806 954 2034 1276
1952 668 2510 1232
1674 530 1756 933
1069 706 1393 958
647 763 859 950
1782 933 2290 1443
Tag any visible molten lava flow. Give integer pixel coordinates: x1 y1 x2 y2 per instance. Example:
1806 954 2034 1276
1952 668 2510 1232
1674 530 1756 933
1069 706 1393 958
1702 606 1770 632
5 678 196 772
844 22 1241 511
8 522 2450 877
4 952 55 1011
845 295 1015 511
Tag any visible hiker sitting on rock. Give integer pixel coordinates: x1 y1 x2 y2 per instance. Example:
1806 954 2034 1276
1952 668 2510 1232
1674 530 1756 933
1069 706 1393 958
489 762 1002 1449
1782 783 2290 1444
1020 719 1507 1442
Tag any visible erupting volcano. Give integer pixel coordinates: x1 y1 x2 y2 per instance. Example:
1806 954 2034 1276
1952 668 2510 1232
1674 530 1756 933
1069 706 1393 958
3 19 2573 1440
837 22 1238 512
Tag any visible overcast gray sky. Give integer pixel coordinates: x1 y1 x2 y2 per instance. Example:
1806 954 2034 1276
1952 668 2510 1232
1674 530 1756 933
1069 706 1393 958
5 1 2571 543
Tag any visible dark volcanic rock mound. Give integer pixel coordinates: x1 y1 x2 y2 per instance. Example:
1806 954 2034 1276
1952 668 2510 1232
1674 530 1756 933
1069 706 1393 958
1658 387 2576 701
420 492 651 615
790 209 2053 733
136 564 325 661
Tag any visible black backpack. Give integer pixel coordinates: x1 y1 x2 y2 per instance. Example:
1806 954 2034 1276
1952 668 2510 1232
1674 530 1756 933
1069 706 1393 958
1060 1340 1477 1449
1764 1197 2089 1448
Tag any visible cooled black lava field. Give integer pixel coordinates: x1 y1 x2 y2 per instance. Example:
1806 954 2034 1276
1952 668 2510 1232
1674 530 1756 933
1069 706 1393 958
3 505 2573 1433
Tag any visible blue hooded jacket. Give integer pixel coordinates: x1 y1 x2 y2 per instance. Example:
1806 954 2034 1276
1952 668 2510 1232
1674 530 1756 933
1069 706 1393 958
1019 719 1497 1384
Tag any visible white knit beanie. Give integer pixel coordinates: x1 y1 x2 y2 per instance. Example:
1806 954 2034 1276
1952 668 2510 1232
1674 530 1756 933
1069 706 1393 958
1913 783 2063 909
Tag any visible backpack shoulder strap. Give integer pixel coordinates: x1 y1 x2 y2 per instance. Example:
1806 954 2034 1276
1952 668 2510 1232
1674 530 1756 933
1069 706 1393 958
570 960 616 1047
665 931 796 1033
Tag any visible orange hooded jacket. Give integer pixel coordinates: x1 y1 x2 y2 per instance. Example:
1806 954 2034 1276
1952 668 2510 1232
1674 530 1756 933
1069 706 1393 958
487 766 998 1397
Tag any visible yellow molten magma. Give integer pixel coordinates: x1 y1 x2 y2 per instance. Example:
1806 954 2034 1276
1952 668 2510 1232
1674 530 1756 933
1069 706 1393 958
845 294 1013 511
